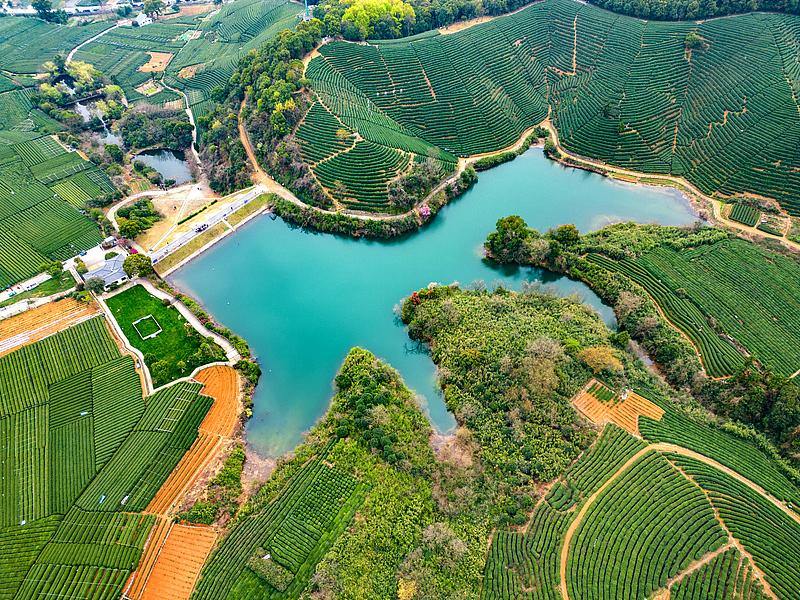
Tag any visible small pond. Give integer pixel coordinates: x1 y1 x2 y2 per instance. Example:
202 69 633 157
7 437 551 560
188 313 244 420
134 149 193 185
171 148 700 457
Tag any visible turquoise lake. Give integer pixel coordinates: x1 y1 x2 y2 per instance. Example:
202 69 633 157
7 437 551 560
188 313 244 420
171 149 699 457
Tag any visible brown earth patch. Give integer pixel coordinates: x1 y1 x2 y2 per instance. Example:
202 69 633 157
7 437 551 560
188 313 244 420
135 80 162 96
126 520 217 600
572 378 664 436
195 365 241 437
178 64 201 79
144 365 241 515
0 298 99 357
138 52 174 73
161 3 215 19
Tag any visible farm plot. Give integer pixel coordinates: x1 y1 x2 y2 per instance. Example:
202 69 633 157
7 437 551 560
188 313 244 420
571 379 664 436
0 17 113 74
143 366 239 516
136 523 218 600
164 0 297 126
0 314 217 600
566 452 729 600
669 455 800 599
0 296 98 358
0 134 110 287
729 203 761 227
587 237 800 377
304 0 800 214
193 450 365 599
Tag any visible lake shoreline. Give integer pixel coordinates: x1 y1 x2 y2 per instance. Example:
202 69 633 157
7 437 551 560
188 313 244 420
170 149 699 459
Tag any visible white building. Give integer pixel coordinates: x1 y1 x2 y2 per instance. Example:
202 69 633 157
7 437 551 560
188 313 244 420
134 13 152 26
83 254 128 292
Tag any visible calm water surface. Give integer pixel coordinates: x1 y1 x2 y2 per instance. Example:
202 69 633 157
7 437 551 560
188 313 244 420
134 149 193 185
171 149 698 456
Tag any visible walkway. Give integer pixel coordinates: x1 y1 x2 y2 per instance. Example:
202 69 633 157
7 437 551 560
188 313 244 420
66 24 119 64
96 278 241 394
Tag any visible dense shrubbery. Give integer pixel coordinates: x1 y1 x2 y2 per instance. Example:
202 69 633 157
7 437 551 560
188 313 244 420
200 347 496 597
589 0 800 20
31 57 120 130
402 285 604 489
116 199 161 238
119 106 193 151
484 218 800 460
179 445 246 524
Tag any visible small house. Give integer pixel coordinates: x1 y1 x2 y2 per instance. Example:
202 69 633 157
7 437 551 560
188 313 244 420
83 254 128 292
134 13 152 26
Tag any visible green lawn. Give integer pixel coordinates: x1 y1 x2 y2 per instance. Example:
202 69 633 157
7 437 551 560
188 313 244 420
105 284 225 387
0 271 75 308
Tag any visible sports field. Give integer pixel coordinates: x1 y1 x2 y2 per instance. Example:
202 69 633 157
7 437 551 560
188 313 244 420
105 284 226 387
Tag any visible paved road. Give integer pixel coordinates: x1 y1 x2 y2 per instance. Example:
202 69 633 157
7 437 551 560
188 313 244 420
66 24 119 64
151 186 264 264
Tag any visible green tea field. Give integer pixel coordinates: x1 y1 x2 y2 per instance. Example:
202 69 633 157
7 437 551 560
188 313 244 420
0 131 113 288
0 315 214 599
302 0 800 213
75 0 299 122
584 233 800 377
483 399 800 600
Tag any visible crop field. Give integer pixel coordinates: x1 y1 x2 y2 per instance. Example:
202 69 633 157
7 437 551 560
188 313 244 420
137 522 218 600
74 0 297 116
0 313 216 599
586 237 800 377
0 132 110 288
304 0 800 214
729 203 761 227
482 392 800 600
572 381 664 436
0 17 113 74
0 297 99 357
193 448 365 599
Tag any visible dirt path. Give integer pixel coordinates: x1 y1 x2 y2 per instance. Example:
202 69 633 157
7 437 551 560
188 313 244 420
558 442 798 600
662 541 734 592
540 118 800 253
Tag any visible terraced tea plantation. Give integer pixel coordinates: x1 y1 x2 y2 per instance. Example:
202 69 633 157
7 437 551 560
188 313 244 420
483 391 800 600
302 0 800 213
0 131 113 288
193 447 365 598
75 0 298 121
585 236 800 377
0 316 214 599
0 17 113 74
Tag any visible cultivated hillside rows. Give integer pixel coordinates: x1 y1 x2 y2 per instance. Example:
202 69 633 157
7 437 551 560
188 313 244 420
303 0 800 213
